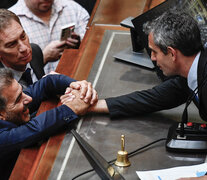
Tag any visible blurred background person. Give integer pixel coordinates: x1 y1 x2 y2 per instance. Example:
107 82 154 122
10 0 90 74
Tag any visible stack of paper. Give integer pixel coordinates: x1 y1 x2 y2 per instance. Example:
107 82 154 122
136 163 207 180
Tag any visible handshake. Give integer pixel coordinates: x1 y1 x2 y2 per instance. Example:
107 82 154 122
60 80 98 115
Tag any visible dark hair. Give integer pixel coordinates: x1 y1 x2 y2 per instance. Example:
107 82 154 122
0 8 22 32
0 69 14 111
143 11 203 56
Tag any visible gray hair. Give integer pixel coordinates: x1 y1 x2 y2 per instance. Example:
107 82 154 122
143 11 203 56
0 69 14 111
0 8 22 32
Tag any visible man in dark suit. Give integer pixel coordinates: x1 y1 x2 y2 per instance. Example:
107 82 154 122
60 11 207 180
0 68 97 180
86 11 206 120
75 11 205 180
86 11 206 121
0 9 45 88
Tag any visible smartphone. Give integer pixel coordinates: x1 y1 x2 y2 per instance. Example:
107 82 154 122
60 23 75 41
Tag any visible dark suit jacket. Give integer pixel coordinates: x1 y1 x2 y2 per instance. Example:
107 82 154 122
0 0 17 8
106 48 207 121
30 43 45 79
0 74 77 179
0 43 45 80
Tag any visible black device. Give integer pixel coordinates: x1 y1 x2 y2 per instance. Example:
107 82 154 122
166 122 207 153
166 76 207 153
113 16 155 70
71 129 125 180
131 0 207 153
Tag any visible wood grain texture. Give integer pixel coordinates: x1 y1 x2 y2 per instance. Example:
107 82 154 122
92 0 147 25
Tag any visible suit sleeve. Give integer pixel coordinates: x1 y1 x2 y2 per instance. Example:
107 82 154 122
24 74 76 113
0 74 77 157
106 76 190 118
0 105 78 157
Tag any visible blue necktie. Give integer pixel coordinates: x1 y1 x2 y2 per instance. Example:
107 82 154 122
194 94 199 103
21 68 33 86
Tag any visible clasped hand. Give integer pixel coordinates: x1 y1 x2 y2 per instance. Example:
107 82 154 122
60 80 98 115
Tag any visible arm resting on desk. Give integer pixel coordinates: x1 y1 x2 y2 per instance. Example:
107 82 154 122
88 99 109 113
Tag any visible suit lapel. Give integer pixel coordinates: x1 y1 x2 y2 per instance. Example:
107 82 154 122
197 48 207 120
30 43 45 80
0 62 4 68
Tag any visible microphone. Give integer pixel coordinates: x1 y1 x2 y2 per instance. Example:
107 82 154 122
179 88 198 137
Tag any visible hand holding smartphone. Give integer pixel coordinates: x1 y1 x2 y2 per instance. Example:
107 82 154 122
60 23 75 41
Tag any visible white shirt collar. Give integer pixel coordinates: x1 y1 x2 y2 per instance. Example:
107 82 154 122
187 51 201 91
1 63 32 82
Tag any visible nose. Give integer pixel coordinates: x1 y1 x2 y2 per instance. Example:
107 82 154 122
23 93 32 105
151 52 156 62
18 41 28 53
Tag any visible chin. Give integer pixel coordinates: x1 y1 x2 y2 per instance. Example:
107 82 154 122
24 115 30 123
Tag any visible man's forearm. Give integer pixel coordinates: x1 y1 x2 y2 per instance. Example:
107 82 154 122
88 99 109 113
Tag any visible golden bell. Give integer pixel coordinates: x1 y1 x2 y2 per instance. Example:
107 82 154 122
115 135 131 167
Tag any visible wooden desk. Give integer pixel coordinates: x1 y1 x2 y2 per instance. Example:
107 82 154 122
10 0 166 179
91 0 165 25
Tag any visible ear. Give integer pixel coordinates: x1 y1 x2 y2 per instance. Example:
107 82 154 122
167 47 177 62
0 110 6 121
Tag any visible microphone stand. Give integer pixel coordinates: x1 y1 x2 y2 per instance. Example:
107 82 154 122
179 90 197 138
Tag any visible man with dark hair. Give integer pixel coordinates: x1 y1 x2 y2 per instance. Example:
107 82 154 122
0 68 97 179
0 8 45 88
62 11 207 180
87 11 206 120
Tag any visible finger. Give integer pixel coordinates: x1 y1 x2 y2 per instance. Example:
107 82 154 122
65 87 72 94
60 93 75 102
66 42 77 48
57 40 67 48
66 38 78 48
59 51 63 56
83 83 93 103
79 80 90 100
63 96 75 103
66 37 79 43
60 94 68 104
70 81 82 90
90 89 98 105
71 90 82 100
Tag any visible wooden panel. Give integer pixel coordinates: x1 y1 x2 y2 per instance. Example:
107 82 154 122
144 0 165 12
87 0 100 27
92 0 147 24
150 0 165 9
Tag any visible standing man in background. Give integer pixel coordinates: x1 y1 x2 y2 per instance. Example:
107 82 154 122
10 0 90 74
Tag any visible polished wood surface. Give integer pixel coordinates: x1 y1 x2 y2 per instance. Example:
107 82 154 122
10 0 165 179
92 0 165 25
144 0 165 12
92 0 147 25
